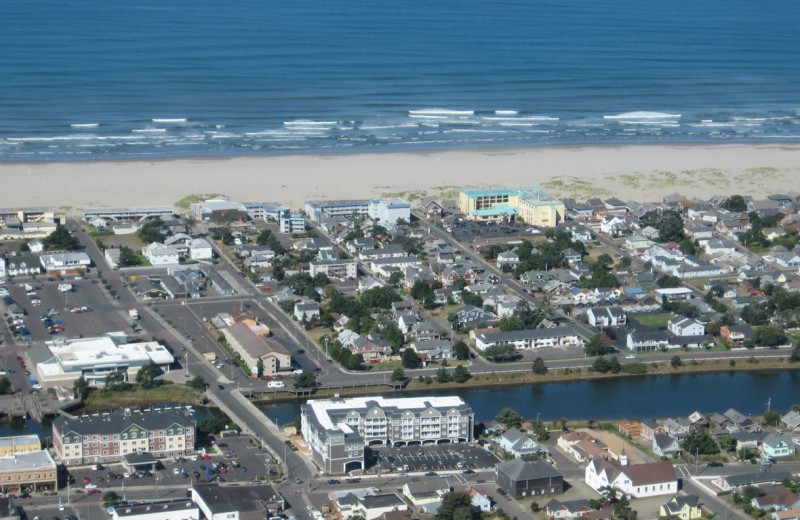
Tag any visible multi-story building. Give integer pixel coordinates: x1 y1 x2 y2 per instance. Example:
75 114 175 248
0 450 58 492
33 334 174 387
39 252 92 275
304 198 410 225
0 435 41 456
82 206 173 222
473 326 585 351
309 259 358 280
302 396 474 475
242 202 289 222
279 214 306 234
458 188 565 226
52 407 196 466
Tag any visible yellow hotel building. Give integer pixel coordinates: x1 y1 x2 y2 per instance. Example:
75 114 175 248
458 187 565 226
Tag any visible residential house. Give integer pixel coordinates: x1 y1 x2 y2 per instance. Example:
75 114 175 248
421 199 444 218
496 250 520 269
335 493 408 520
545 499 595 519
142 243 181 266
653 434 683 457
668 316 705 337
618 421 643 438
662 418 691 439
474 326 585 351
585 457 678 498
626 330 670 351
494 429 542 458
410 340 453 365
761 434 795 459
780 410 800 432
641 420 666 441
455 305 499 328
557 431 616 463
751 492 800 513
39 251 92 275
294 300 320 322
466 488 492 513
188 238 213 260
496 300 519 319
402 479 450 506
586 307 626 328
659 495 703 520
105 248 121 269
495 459 564 498
720 324 754 344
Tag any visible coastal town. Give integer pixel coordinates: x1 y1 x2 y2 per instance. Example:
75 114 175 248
1 186 800 520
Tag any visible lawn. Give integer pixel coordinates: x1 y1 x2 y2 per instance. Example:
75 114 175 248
632 313 673 328
83 383 198 410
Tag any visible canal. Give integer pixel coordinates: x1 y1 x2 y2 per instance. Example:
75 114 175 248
258 370 800 427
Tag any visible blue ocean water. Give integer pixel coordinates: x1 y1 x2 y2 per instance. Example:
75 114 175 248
1 0 799 160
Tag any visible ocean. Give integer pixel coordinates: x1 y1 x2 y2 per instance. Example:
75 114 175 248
1 0 799 161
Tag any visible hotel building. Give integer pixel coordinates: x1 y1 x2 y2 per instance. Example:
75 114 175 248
458 187 565 226
52 407 196 466
301 395 474 474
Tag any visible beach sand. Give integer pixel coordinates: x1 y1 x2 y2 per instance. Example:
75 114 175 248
3 144 800 213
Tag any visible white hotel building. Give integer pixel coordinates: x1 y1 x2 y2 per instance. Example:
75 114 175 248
301 396 474 474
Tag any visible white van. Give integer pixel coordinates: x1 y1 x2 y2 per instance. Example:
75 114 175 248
267 381 285 389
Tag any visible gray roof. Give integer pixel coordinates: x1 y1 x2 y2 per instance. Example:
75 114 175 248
54 407 195 437
112 499 197 518
192 484 284 513
496 459 562 482
361 493 406 509
723 471 792 488
477 325 584 343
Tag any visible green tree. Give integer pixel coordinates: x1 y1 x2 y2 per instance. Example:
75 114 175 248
72 376 89 399
137 217 165 244
256 358 264 377
401 348 420 368
763 410 781 426
436 491 479 520
118 245 144 267
752 325 788 347
453 341 470 360
532 357 548 375
461 291 484 307
102 490 121 507
436 367 451 383
682 428 720 455
105 371 127 391
135 365 160 389
453 365 471 383
585 334 612 356
532 420 549 442
790 345 800 363
484 343 517 362
186 375 207 391
658 210 685 243
679 238 699 256
496 408 523 429
294 373 317 388
0 377 13 395
497 316 525 332
670 355 682 368
391 367 405 382
380 325 405 352
722 195 747 212
44 224 81 251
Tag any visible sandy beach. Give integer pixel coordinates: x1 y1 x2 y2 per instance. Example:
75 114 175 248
3 144 800 213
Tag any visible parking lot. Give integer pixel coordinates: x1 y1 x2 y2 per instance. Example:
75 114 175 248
64 434 277 495
3 276 132 343
368 443 500 474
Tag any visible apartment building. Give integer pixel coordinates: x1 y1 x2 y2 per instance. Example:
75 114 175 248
52 407 196 466
302 396 474 475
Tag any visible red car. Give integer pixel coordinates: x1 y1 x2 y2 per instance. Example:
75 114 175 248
202 454 211 460
87 489 101 495
83 476 91 484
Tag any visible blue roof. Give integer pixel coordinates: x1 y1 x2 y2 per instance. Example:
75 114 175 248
472 204 518 216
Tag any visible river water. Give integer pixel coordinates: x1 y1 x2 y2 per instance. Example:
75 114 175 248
258 370 800 426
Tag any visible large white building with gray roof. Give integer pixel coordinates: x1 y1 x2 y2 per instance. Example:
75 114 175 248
302 395 474 474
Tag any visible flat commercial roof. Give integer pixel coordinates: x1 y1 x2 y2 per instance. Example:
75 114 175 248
0 435 40 451
46 336 174 371
306 395 468 430
0 450 56 473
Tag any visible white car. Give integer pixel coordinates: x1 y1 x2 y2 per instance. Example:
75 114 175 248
173 467 180 475
85 483 97 489
625 355 636 359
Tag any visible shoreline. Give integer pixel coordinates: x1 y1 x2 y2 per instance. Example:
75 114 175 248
3 142 800 211
252 358 800 405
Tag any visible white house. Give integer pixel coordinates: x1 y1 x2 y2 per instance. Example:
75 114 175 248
294 300 320 322
0 257 6 279
586 307 626 328
39 252 92 275
105 248 121 270
585 456 678 498
142 243 181 266
28 239 45 253
667 316 705 337
189 238 214 260
496 251 520 269
494 429 541 458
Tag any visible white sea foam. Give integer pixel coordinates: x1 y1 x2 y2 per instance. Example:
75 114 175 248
360 123 418 130
283 120 337 128
604 111 682 120
152 118 188 123
495 110 518 115
70 123 99 128
132 128 167 133
484 116 559 122
409 108 474 117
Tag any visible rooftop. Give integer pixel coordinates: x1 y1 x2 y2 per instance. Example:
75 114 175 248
0 450 56 473
112 499 197 517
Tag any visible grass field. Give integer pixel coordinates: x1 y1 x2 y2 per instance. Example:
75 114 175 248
83 383 198 410
632 313 673 328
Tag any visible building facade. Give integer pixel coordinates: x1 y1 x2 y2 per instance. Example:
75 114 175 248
0 435 40 457
302 396 474 474
52 407 196 466
458 188 565 226
0 451 57 492
309 259 358 280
